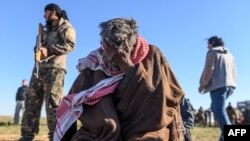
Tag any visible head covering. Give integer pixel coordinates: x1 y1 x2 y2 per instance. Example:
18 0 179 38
44 3 69 21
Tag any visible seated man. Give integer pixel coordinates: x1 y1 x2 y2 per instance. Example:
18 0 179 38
54 18 184 141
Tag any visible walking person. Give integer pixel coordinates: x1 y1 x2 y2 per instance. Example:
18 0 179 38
13 79 28 125
198 36 236 141
19 3 76 141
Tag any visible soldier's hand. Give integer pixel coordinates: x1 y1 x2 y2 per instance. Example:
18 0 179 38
40 47 48 58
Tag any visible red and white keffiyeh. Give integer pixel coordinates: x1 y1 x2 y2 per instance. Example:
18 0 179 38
54 36 149 141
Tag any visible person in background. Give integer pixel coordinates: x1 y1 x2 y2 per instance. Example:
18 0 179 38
19 3 76 141
226 102 237 125
180 97 194 141
206 108 212 127
55 17 184 141
196 106 205 127
198 36 236 141
186 98 195 111
13 79 28 125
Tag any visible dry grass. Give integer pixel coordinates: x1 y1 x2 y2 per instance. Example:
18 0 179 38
191 126 220 141
0 116 49 141
0 116 220 141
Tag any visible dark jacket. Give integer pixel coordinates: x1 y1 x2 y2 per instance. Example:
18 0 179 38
15 86 28 101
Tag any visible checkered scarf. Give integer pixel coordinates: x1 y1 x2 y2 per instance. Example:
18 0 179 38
54 36 149 141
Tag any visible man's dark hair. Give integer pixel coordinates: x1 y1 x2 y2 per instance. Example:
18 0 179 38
44 3 69 21
208 36 224 47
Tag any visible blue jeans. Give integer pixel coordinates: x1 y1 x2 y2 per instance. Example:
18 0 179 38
210 86 234 141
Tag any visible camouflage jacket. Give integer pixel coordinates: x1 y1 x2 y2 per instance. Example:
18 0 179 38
40 18 76 72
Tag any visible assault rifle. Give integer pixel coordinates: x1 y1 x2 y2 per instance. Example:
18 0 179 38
34 23 44 78
34 23 56 78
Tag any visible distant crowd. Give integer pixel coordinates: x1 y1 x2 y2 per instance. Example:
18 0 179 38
189 102 250 127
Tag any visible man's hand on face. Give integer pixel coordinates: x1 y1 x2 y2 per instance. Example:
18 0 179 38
103 38 134 73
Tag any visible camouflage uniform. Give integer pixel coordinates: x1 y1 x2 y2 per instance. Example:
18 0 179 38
21 18 76 141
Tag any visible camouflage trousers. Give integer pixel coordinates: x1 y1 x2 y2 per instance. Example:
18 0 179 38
21 68 65 140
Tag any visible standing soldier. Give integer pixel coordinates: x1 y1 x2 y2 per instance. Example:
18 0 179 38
19 3 76 141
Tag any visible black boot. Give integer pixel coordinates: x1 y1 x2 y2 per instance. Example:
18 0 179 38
18 136 34 141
